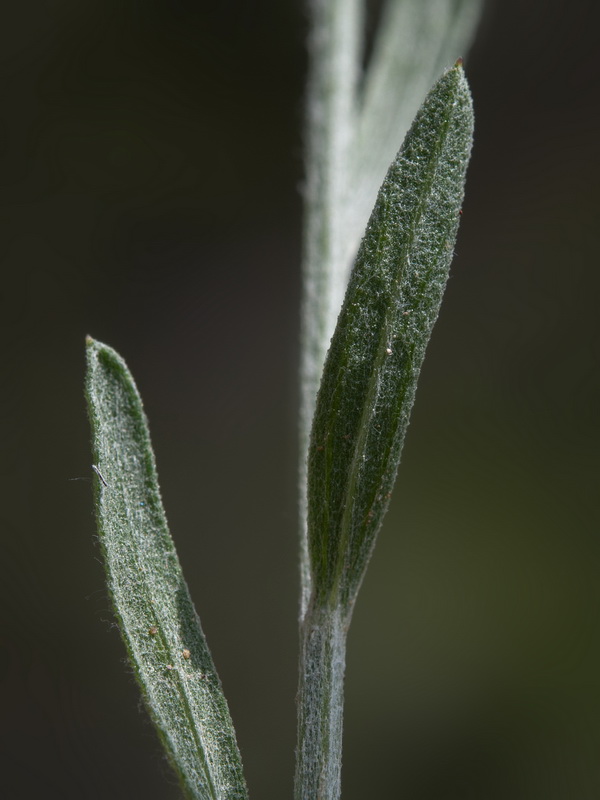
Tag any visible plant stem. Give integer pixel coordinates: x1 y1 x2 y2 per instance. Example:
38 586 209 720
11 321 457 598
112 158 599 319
295 603 347 800
299 0 363 618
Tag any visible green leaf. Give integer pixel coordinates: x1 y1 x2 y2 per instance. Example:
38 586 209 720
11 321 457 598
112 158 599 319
298 0 483 617
307 62 474 617
85 337 248 800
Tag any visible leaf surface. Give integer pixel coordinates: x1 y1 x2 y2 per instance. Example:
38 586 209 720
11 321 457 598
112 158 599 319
85 337 248 800
299 0 483 616
307 63 474 615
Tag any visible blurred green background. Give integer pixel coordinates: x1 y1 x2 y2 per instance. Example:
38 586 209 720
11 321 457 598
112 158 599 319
1 0 599 797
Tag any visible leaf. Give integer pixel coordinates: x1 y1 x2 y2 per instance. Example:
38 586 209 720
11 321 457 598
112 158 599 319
85 337 248 800
307 62 474 616
298 0 483 617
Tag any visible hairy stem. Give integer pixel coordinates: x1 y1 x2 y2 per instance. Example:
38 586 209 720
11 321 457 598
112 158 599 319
295 604 347 800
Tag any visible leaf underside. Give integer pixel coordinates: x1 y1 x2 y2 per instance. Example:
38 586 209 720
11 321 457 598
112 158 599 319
85 337 248 800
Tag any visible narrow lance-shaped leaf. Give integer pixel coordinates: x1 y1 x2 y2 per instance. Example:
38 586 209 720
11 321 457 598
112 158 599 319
298 0 483 620
85 337 248 800
307 62 474 617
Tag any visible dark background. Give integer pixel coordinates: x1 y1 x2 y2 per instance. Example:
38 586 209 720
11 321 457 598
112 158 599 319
1 0 599 797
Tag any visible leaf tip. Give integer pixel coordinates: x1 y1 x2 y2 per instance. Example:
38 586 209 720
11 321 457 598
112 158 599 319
85 335 104 357
85 336 112 362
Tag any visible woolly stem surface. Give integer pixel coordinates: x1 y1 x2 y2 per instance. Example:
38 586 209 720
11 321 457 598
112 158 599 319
295 604 347 800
